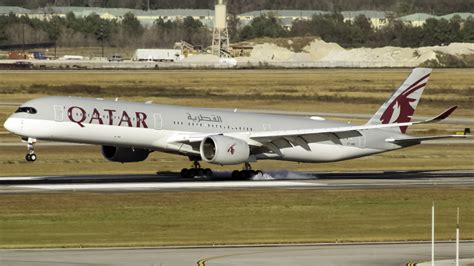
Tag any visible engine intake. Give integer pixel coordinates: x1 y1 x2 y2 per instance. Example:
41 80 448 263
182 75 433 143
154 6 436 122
101 145 150 163
200 135 250 165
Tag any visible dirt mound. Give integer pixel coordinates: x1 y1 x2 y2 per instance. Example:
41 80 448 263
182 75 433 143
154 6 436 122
250 43 292 61
244 38 474 67
303 39 344 60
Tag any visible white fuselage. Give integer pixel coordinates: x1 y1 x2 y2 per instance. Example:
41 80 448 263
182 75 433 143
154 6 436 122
4 96 403 164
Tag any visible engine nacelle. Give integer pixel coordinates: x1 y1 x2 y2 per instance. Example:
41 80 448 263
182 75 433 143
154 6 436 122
200 135 250 165
101 145 150 163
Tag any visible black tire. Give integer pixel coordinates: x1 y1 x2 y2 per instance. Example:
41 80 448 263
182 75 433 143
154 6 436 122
231 170 240 179
30 154 37 162
25 154 31 161
204 168 213 178
241 170 252 179
180 168 188 178
196 168 204 177
186 168 196 178
249 170 256 178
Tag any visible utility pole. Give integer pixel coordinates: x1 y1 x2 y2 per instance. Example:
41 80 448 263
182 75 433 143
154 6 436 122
456 207 460 266
432 202 435 266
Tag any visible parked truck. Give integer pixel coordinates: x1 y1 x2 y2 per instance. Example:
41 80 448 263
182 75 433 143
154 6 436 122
132 49 183 62
8 51 46 60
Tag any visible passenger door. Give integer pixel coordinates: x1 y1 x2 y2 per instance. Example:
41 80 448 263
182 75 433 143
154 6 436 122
54 105 64 122
154 113 162 130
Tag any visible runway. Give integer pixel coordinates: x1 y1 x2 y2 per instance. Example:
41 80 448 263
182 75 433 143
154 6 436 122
1 169 473 193
1 242 473 265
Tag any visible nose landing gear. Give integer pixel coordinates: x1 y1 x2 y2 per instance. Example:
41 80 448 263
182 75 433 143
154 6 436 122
25 137 37 162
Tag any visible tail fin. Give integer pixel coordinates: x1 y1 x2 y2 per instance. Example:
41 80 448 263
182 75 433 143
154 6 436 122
367 68 432 133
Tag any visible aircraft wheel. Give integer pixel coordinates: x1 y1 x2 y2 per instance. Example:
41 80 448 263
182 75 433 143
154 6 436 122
231 170 240 179
196 168 204 177
180 168 188 178
249 170 257 178
186 168 196 178
245 170 256 179
204 168 213 178
25 154 37 162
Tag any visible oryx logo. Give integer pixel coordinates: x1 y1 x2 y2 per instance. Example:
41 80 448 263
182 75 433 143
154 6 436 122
380 73 430 133
227 144 236 155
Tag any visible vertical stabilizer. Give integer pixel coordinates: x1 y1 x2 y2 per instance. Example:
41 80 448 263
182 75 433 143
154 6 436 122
367 68 432 133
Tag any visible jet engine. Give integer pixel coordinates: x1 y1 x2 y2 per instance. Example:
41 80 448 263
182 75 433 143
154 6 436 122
200 135 250 165
101 145 150 163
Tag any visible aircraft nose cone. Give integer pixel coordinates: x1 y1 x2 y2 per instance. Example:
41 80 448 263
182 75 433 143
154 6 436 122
3 117 20 134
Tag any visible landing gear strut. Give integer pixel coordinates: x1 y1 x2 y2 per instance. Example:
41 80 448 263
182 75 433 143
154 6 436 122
180 161 212 178
25 137 37 162
231 163 263 180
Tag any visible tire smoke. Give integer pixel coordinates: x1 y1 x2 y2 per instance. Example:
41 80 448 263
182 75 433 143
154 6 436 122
251 170 316 180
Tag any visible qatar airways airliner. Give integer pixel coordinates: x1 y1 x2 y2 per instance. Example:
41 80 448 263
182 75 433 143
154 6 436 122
3 68 467 179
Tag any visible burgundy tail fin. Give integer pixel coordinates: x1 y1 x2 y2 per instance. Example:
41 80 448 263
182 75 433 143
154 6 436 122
367 68 432 133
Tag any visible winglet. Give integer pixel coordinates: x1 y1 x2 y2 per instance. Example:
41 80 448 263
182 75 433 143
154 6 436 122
419 105 457 124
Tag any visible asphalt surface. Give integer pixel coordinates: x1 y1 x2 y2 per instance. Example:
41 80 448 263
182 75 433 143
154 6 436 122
1 169 473 193
1 242 473 265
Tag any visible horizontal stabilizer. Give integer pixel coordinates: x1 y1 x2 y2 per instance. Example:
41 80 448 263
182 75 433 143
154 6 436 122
386 134 468 145
420 105 458 124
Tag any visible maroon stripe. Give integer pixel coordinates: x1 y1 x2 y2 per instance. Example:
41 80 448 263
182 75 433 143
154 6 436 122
402 82 427 97
401 73 430 96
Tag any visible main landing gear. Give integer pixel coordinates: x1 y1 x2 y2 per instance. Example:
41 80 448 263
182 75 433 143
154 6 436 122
24 137 37 162
180 161 213 178
231 162 263 180
179 161 264 180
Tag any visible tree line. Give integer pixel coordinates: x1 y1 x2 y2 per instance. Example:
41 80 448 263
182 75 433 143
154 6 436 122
0 12 211 49
239 13 474 47
0 11 472 50
1 0 473 16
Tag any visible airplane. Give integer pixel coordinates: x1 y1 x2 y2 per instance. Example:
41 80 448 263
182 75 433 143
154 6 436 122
3 68 468 179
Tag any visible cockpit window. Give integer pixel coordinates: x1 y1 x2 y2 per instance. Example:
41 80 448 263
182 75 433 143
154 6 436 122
15 107 37 114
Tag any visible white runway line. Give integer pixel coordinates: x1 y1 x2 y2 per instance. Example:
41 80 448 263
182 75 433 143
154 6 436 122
15 181 325 191
0 176 45 181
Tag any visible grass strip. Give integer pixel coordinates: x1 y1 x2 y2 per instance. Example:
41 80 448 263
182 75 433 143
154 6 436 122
0 188 472 248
